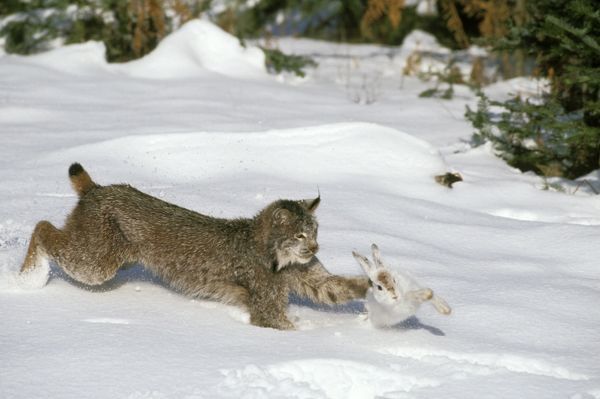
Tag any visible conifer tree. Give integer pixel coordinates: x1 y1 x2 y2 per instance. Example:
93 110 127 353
467 0 600 179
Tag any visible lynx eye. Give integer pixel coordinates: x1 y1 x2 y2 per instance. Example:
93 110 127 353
377 285 383 291
295 233 307 240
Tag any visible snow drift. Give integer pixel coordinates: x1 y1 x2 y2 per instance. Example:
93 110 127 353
1 20 599 399
117 19 267 79
12 19 267 79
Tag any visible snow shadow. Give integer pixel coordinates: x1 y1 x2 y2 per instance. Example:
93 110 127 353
289 293 366 314
290 295 445 335
394 316 445 336
50 262 164 293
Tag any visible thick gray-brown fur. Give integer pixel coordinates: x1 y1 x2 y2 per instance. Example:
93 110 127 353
20 163 370 330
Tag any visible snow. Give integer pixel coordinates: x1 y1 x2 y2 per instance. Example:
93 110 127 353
1 20 599 399
116 20 267 79
10 20 266 79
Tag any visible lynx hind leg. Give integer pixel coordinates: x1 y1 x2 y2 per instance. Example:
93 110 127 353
58 255 123 286
406 288 434 303
21 221 59 273
21 220 127 287
19 221 64 288
430 294 452 315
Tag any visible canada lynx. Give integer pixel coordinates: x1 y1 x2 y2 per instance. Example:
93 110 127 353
20 163 370 329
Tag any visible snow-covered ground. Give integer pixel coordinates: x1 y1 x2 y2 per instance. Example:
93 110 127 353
1 20 599 399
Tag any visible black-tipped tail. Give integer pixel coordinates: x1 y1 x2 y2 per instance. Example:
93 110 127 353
68 163 97 197
68 163 84 177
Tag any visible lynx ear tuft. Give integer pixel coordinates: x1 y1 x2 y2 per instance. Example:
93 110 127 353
302 195 320 213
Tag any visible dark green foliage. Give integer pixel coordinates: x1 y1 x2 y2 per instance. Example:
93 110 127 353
0 1 205 62
499 0 600 122
219 0 364 42
225 0 454 47
261 47 317 78
466 91 600 179
469 0 600 179
1 0 77 54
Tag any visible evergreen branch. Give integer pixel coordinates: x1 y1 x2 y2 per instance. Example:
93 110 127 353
546 14 600 53
545 15 587 38
582 35 600 53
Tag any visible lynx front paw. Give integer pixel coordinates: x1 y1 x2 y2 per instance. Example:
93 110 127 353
250 314 296 331
349 277 371 298
334 276 370 303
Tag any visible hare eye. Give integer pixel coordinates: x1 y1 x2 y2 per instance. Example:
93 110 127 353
377 285 383 291
295 233 307 240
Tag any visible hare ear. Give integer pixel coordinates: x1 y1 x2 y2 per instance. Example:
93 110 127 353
371 243 385 269
352 251 375 275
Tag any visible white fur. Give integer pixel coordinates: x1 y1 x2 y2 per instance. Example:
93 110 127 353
17 253 50 289
366 270 422 328
353 244 451 328
275 247 311 271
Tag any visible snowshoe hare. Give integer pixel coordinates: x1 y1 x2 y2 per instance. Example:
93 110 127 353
352 244 451 328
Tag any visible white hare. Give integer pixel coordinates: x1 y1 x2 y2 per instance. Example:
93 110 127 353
352 244 451 328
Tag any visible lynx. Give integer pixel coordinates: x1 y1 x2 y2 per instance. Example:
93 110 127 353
20 163 370 330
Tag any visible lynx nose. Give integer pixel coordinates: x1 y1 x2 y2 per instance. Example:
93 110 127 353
308 241 319 254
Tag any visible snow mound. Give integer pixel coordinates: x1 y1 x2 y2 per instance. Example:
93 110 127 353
44 122 446 196
20 41 108 75
399 30 450 58
117 19 267 79
219 359 439 399
484 76 551 103
12 20 266 80
379 347 590 381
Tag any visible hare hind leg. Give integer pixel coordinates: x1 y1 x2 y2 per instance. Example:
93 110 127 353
431 294 452 315
406 288 433 303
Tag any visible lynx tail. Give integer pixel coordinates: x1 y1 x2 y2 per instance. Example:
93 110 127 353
68 163 97 197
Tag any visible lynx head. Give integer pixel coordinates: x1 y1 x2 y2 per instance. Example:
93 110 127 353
258 196 320 271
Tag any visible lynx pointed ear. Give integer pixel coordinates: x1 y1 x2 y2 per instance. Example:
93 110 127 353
352 251 375 275
273 208 291 224
301 195 320 213
371 244 385 269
